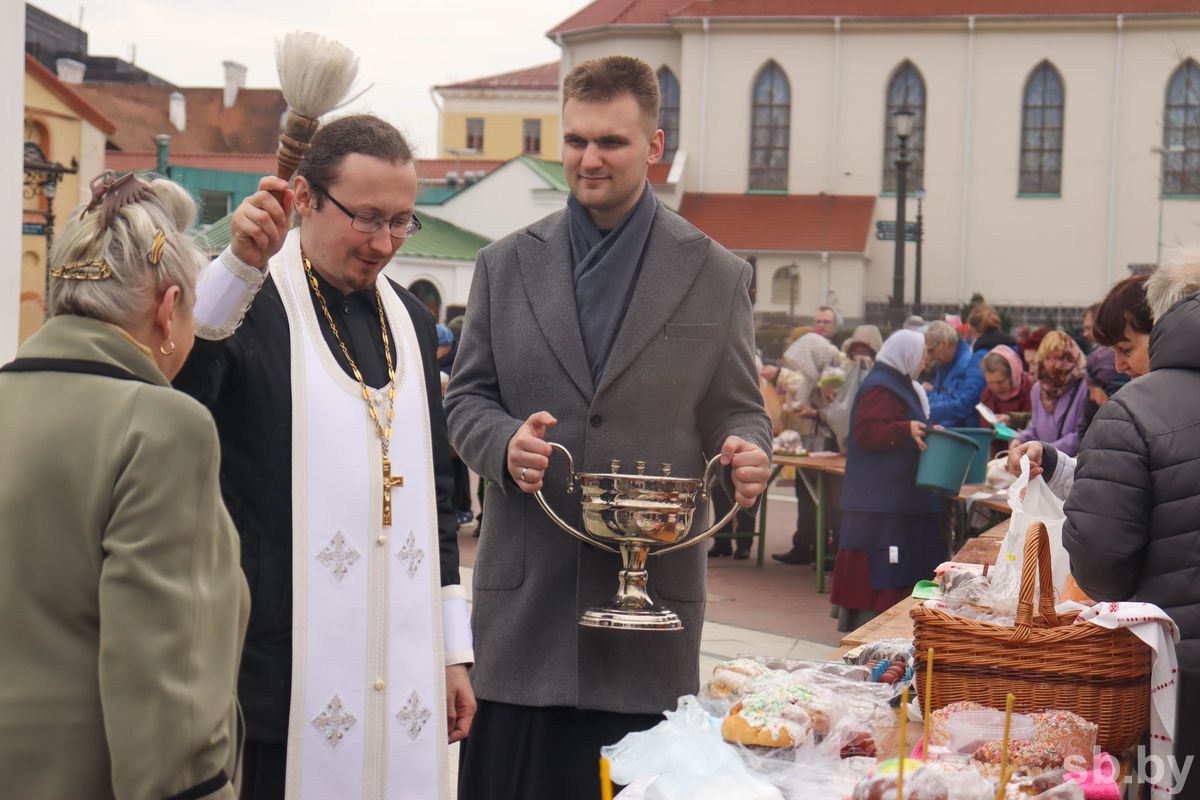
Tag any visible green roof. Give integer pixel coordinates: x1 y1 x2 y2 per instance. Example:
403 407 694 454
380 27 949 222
518 156 569 191
401 212 490 261
190 210 489 262
416 186 461 206
193 212 233 255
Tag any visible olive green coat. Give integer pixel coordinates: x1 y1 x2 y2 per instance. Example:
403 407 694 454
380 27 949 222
0 315 249 799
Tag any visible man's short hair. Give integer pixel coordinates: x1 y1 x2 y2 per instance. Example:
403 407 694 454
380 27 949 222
815 304 843 329
296 114 413 207
562 56 659 131
925 319 959 346
1145 247 1200 322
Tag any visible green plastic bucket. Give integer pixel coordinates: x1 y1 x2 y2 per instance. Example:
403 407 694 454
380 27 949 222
916 428 982 495
947 427 994 484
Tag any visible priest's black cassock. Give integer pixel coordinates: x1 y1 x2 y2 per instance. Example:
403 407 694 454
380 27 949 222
176 234 469 800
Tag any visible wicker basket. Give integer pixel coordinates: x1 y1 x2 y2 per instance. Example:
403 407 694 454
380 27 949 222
911 522 1151 754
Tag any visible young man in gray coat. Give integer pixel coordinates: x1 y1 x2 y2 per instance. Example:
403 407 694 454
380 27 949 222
445 55 772 798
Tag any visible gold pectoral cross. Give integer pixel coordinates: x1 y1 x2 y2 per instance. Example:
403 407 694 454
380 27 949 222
382 456 404 526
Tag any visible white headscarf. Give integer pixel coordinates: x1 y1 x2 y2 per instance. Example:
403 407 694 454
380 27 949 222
876 329 930 418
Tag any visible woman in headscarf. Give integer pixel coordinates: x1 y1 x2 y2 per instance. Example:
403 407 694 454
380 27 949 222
1016 330 1088 457
831 330 946 632
760 332 844 564
978 345 1035 454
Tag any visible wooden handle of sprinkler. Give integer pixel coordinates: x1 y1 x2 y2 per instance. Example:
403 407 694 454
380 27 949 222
272 109 321 205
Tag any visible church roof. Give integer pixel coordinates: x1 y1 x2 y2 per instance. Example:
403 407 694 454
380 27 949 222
549 0 1199 35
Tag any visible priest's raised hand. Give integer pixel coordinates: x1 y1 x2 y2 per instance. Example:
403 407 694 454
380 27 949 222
230 175 294 269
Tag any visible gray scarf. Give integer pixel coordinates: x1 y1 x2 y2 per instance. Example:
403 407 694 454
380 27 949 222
569 181 658 384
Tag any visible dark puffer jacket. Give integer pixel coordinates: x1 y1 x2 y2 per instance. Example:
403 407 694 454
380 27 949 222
1063 292 1200 773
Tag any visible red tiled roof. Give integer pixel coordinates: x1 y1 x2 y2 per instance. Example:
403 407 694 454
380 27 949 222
648 161 672 184
104 151 278 173
677 193 875 252
24 54 116 135
103 151 507 182
550 0 1197 34
74 83 286 153
436 62 561 91
416 159 506 181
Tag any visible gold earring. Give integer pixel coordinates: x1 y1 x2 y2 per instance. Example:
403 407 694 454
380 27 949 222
159 339 176 356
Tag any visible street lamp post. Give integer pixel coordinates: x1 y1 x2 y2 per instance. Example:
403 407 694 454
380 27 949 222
914 188 925 315
24 142 78 319
889 110 915 330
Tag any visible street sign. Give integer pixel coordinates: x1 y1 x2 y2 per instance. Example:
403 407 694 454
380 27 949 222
875 221 919 242
22 223 45 236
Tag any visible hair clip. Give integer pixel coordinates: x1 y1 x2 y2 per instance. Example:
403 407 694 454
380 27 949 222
50 258 113 281
148 229 167 266
81 170 153 232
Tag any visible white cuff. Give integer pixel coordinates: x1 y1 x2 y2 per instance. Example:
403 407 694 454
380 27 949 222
194 247 267 341
442 585 473 666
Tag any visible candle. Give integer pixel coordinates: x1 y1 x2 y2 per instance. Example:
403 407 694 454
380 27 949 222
923 647 934 761
899 684 909 798
600 756 613 800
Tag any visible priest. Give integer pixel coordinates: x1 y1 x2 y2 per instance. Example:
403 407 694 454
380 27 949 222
175 114 473 800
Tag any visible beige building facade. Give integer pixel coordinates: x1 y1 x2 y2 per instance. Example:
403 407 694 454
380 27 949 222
433 62 561 161
551 4 1200 321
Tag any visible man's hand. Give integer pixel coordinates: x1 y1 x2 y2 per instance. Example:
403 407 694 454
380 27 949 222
759 365 779 382
230 175 293 270
507 411 556 492
445 664 475 744
910 421 928 452
1006 440 1044 479
720 436 770 508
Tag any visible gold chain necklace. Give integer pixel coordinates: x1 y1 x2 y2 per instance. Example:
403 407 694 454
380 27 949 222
303 254 404 526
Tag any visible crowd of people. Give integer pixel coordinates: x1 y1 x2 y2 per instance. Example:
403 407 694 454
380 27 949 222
757 255 1200 773
2 45 1199 800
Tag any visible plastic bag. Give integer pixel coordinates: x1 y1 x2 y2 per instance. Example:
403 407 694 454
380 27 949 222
604 697 783 800
824 360 868 452
990 455 1070 601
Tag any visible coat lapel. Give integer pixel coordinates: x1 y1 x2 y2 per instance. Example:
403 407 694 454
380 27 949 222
596 207 711 396
517 210 595 400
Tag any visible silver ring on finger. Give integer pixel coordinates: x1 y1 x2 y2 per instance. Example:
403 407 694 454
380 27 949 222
520 466 528 482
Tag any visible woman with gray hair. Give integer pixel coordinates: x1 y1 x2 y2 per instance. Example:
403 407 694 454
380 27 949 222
0 172 248 799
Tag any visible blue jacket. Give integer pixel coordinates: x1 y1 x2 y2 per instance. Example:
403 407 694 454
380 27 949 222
842 363 943 516
928 340 985 428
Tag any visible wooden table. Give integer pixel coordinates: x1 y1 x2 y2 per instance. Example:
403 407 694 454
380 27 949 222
758 454 845 589
837 517 1010 650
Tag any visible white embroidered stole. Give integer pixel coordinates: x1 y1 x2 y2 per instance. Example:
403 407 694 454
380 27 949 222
274 231 448 800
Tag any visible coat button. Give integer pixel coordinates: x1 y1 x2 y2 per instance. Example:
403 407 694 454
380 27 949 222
374 678 386 691
590 414 603 428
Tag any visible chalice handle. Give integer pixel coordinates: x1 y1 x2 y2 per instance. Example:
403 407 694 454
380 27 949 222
533 442 619 554
654 454 740 556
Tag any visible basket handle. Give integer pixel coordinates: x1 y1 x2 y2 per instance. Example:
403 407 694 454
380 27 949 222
1011 522 1061 642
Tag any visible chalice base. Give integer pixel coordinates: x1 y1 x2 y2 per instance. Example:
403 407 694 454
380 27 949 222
579 605 683 631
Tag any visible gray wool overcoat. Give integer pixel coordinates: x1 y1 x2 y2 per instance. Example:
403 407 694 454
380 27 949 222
444 203 771 715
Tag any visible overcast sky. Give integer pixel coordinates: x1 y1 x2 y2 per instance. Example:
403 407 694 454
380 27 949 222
33 0 570 156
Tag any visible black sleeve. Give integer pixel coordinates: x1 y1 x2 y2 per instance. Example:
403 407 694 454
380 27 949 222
174 336 235 408
1061 398 1151 601
393 283 459 587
